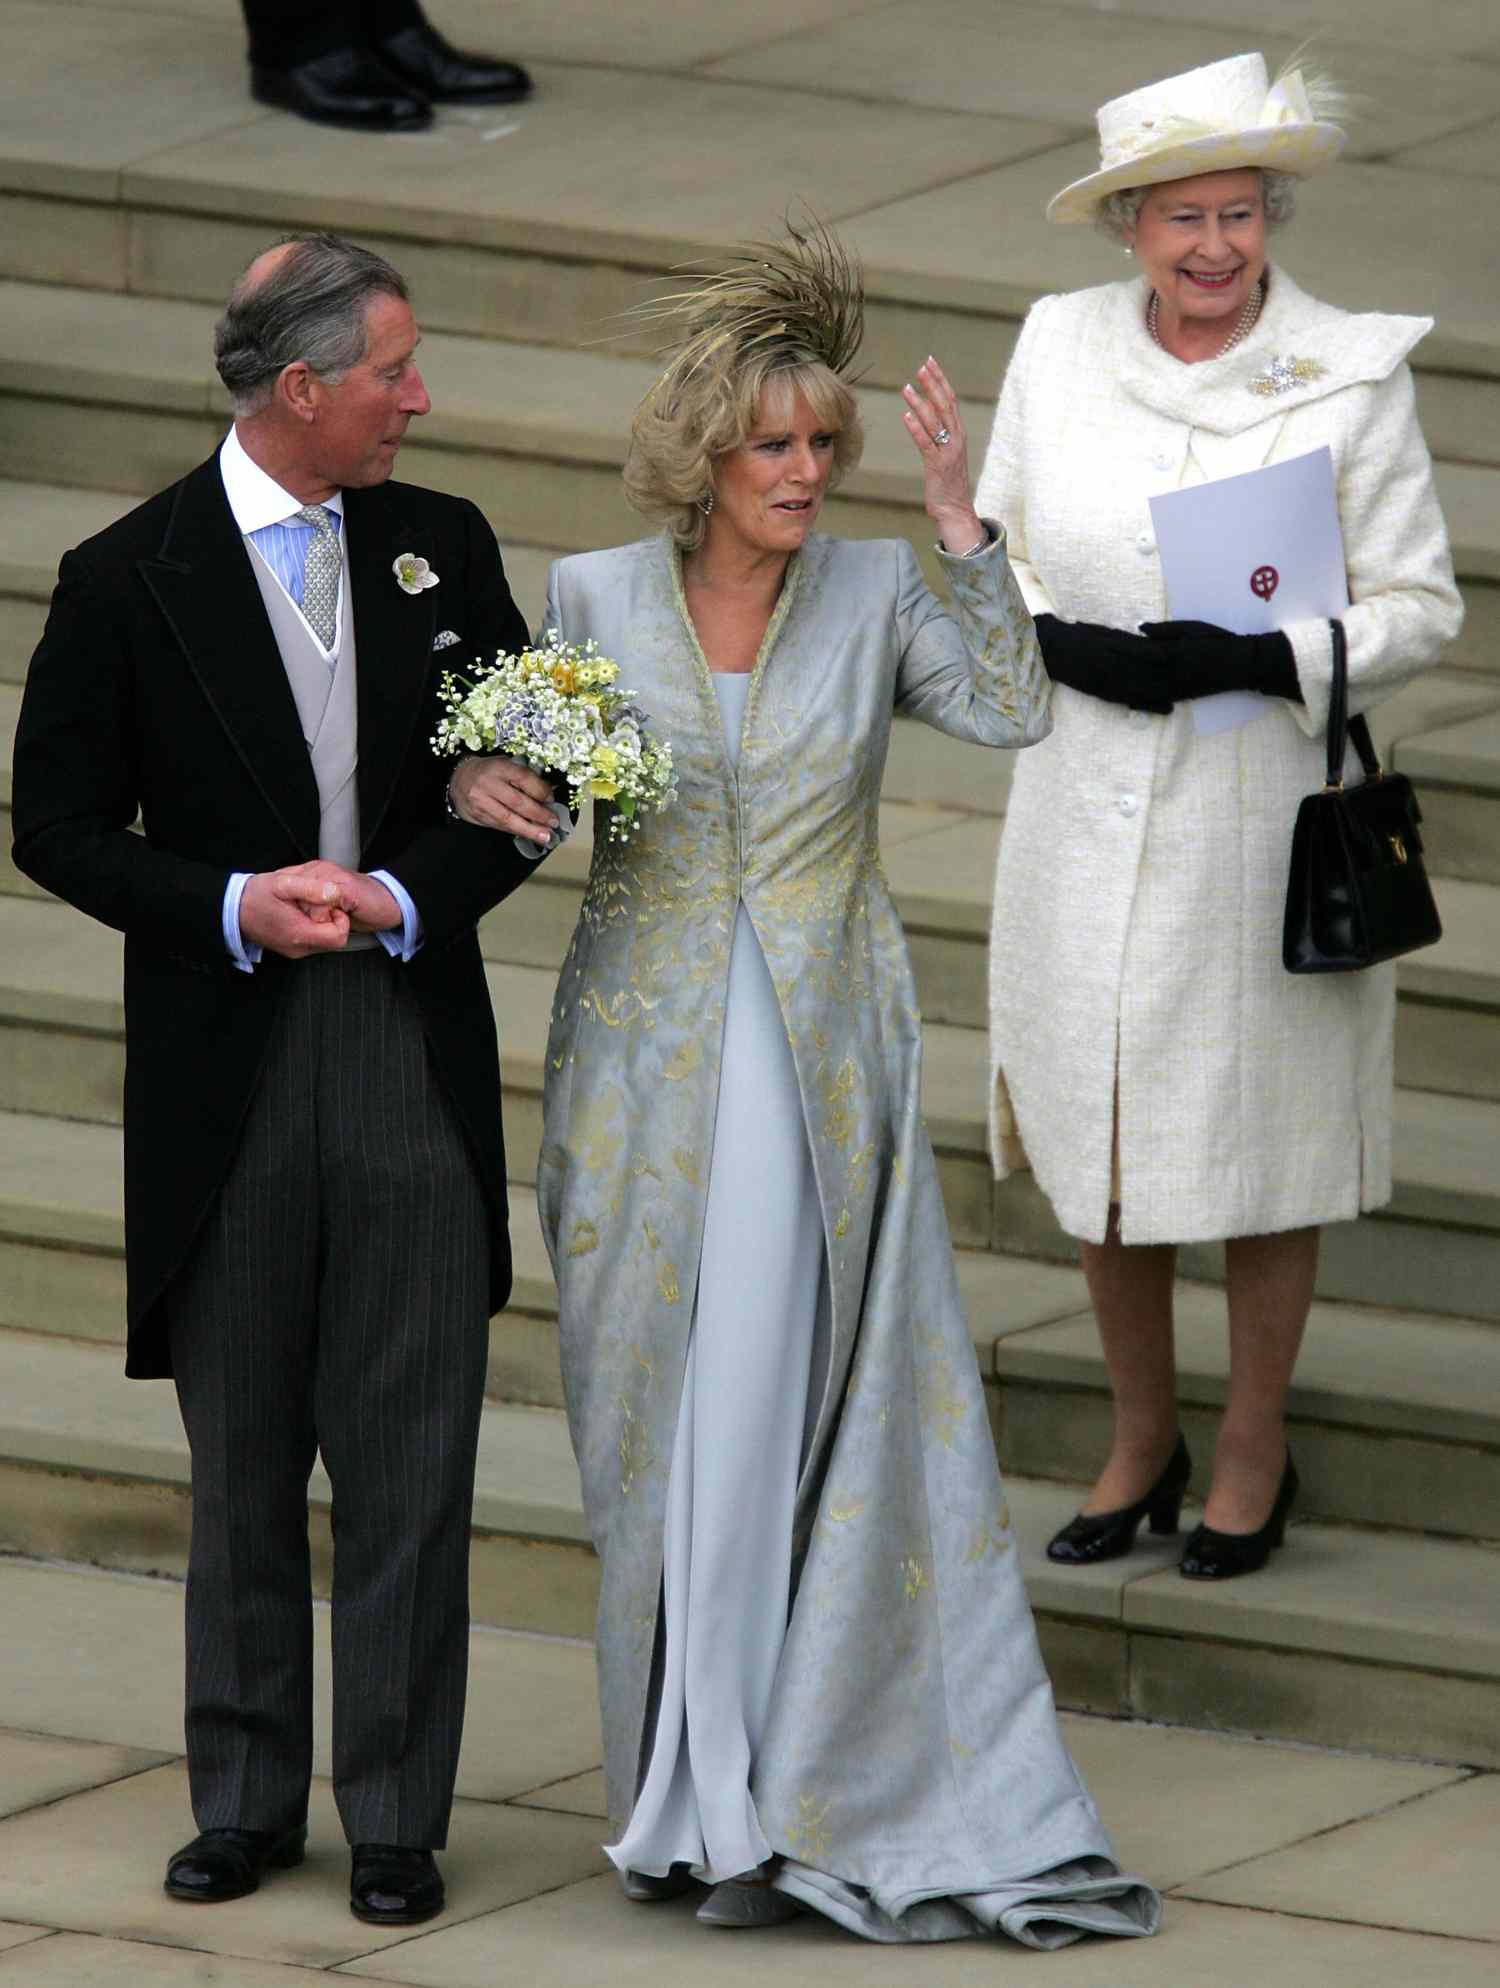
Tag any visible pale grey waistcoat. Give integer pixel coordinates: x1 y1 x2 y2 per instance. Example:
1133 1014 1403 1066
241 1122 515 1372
246 538 376 949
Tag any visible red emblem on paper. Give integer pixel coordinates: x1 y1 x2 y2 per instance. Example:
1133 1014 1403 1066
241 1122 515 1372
1250 564 1280 601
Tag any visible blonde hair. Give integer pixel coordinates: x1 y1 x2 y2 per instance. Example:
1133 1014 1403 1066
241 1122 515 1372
624 355 862 550
619 215 866 550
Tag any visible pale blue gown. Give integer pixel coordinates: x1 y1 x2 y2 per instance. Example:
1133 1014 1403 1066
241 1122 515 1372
607 670 827 1884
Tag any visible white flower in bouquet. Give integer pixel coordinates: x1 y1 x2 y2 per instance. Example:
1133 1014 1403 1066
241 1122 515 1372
432 633 677 842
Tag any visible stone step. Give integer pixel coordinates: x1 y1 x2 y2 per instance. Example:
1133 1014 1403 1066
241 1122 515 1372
3 0 1500 402
3 904 1500 1345
1395 704 1500 886
482 802 1500 1088
4 282 1500 627
992 1287 1500 1544
7 780 1500 1130
3 1324 1497 1766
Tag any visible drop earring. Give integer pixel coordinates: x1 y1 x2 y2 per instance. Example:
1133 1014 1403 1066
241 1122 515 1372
698 493 715 516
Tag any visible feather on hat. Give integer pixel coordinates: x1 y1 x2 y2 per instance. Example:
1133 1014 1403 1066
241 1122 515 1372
1048 53 1348 223
632 213 865 404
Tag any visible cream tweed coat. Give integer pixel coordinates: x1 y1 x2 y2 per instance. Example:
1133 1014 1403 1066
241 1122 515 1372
976 266 1463 1245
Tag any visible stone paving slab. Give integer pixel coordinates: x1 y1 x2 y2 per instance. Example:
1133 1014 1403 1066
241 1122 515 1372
1184 1771 1500 1944
1059 1716 1461 1892
0 1730 168 1822
708 0 1500 159
57 0 879 71
512 1769 607 1820
0 1559 601 1804
0 1926 49 1958
0 2 265 201
335 1875 1500 1985
0 1934 330 1983
0 1762 608 1970
1393 117 1500 181
1040 0 1500 60
121 64 1069 269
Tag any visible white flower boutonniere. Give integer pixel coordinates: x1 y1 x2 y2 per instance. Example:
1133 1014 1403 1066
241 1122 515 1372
393 553 439 595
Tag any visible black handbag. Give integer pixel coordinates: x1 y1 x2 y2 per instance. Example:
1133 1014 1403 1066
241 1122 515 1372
1282 620 1441 973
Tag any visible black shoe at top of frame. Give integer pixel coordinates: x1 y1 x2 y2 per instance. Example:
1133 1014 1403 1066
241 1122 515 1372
1045 1433 1193 1566
250 46 433 132
373 21 533 105
350 1843 445 1926
164 1822 307 1903
1179 1452 1299 1581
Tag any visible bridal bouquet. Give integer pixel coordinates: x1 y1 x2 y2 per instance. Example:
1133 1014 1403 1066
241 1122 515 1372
432 633 676 843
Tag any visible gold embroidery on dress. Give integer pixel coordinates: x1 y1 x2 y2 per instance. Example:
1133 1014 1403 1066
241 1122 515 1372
617 1403 654 1495
900 1555 929 1601
662 1038 702 1081
566 1218 599 1259
786 1795 831 1864
656 1260 680 1305
919 1352 967 1450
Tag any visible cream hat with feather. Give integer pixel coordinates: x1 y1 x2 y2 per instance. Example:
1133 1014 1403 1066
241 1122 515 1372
1047 52 1346 224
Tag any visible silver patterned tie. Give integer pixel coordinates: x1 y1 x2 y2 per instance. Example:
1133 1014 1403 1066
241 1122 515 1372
294 504 342 652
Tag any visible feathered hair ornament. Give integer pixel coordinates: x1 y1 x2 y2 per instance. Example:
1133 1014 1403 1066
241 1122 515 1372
632 212 866 401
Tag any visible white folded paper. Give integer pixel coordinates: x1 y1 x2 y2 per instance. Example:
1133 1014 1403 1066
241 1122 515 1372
1149 447 1349 737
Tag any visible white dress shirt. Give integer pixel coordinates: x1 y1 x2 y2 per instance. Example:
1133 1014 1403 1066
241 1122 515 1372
217 428 421 970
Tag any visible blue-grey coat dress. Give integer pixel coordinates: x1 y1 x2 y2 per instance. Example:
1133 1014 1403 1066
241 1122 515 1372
536 528 1160 1945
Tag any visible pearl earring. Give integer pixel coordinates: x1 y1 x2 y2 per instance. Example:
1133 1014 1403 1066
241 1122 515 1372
1123 245 1134 257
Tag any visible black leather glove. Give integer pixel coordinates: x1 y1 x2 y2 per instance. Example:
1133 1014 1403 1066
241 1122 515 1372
1034 614 1176 715
1138 620 1303 703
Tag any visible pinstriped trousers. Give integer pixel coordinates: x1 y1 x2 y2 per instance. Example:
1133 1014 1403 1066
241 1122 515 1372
166 949 490 1849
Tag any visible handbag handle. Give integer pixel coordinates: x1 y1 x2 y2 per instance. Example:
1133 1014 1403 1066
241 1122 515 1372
1324 618 1382 790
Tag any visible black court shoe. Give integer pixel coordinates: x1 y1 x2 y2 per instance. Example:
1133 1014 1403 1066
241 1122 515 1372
1180 1453 1299 1581
1045 1434 1192 1565
164 1822 306 1903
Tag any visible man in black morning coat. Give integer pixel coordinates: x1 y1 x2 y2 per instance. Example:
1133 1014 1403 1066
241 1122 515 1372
11 234 561 1926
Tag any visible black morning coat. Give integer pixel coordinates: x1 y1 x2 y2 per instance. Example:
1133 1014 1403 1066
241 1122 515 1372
11 452 537 1378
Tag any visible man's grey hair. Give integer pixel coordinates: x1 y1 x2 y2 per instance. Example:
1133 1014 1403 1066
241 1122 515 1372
1094 168 1298 244
214 234 410 416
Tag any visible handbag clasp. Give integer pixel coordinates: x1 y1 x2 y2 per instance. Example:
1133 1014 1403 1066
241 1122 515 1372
1389 833 1408 865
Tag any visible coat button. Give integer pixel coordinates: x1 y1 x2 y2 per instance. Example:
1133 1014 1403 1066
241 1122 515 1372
1118 793 1138 816
1136 529 1155 553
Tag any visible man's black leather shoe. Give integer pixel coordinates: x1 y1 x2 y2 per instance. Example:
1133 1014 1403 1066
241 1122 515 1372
350 1844 445 1925
251 48 433 131
164 1823 307 1903
373 23 532 105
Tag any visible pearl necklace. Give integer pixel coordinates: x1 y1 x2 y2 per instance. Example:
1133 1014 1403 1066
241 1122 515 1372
1147 280 1264 359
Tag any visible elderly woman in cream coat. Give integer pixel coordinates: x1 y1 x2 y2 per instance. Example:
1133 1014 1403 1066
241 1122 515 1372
976 53 1462 1581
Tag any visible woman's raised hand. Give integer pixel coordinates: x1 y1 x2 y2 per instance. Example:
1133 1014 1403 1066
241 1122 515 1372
902 357 984 555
